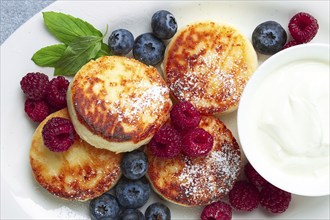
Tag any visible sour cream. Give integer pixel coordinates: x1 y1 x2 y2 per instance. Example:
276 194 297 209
250 60 329 178
238 44 330 196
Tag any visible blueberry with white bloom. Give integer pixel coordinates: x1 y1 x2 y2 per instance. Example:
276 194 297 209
115 177 151 209
89 193 120 220
133 33 165 66
151 10 178 39
108 29 134 55
121 150 148 180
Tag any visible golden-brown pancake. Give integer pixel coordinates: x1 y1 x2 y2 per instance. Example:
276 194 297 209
29 108 122 201
145 115 242 206
163 21 258 115
67 56 172 153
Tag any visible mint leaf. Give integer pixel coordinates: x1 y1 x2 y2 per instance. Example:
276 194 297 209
95 42 112 58
54 36 102 76
31 44 66 67
43 12 102 45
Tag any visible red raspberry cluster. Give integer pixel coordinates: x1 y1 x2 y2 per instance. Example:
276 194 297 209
283 12 319 49
229 163 291 214
201 162 292 219
149 101 213 158
20 72 69 123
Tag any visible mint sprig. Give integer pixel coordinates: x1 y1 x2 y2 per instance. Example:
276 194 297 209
96 43 112 59
32 44 66 67
43 12 102 45
54 36 102 76
32 11 111 76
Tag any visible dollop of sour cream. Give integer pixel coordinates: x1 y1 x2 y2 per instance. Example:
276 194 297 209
250 60 329 178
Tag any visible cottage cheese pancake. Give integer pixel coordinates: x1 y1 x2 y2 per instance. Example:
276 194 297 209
29 108 122 201
145 116 241 206
163 21 258 114
67 56 172 153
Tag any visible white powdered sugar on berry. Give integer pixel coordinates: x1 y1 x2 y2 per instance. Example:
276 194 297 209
178 144 241 202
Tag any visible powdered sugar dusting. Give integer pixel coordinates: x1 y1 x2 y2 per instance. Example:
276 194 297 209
108 84 169 124
177 144 241 204
165 22 256 114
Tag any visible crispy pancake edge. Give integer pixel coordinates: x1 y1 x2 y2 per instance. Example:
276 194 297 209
29 108 123 201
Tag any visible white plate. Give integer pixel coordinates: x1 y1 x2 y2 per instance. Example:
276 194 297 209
1 1 329 219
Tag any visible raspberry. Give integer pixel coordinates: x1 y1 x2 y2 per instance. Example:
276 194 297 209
229 180 260 212
244 162 269 188
149 125 182 158
170 102 201 132
282 40 300 50
24 99 50 123
20 72 49 100
181 128 213 157
288 12 319 43
260 184 291 214
46 76 69 110
42 117 76 152
200 201 232 220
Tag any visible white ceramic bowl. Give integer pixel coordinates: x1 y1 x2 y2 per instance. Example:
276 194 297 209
237 43 329 196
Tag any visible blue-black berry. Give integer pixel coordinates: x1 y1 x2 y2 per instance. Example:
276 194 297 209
119 209 145 220
252 21 287 55
151 10 178 39
108 29 134 55
133 33 165 66
121 150 148 180
89 193 120 220
145 202 171 220
115 177 151 209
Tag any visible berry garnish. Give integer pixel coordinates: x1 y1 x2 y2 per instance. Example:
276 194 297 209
200 201 232 220
170 102 201 132
42 117 76 152
89 193 120 220
229 180 260 212
133 33 166 66
46 76 69 110
108 29 134 55
115 177 151 209
282 40 299 50
244 162 269 188
288 12 319 43
20 72 49 101
24 99 50 123
121 150 148 180
151 10 178 40
145 202 171 220
252 21 287 55
260 184 291 214
181 128 213 157
119 209 145 220
149 125 182 158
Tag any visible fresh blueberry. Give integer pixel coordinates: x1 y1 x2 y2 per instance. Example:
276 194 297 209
151 10 178 39
133 33 165 66
115 177 151 209
252 21 287 55
121 150 148 180
119 209 145 220
108 29 134 55
89 193 120 220
145 202 171 220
